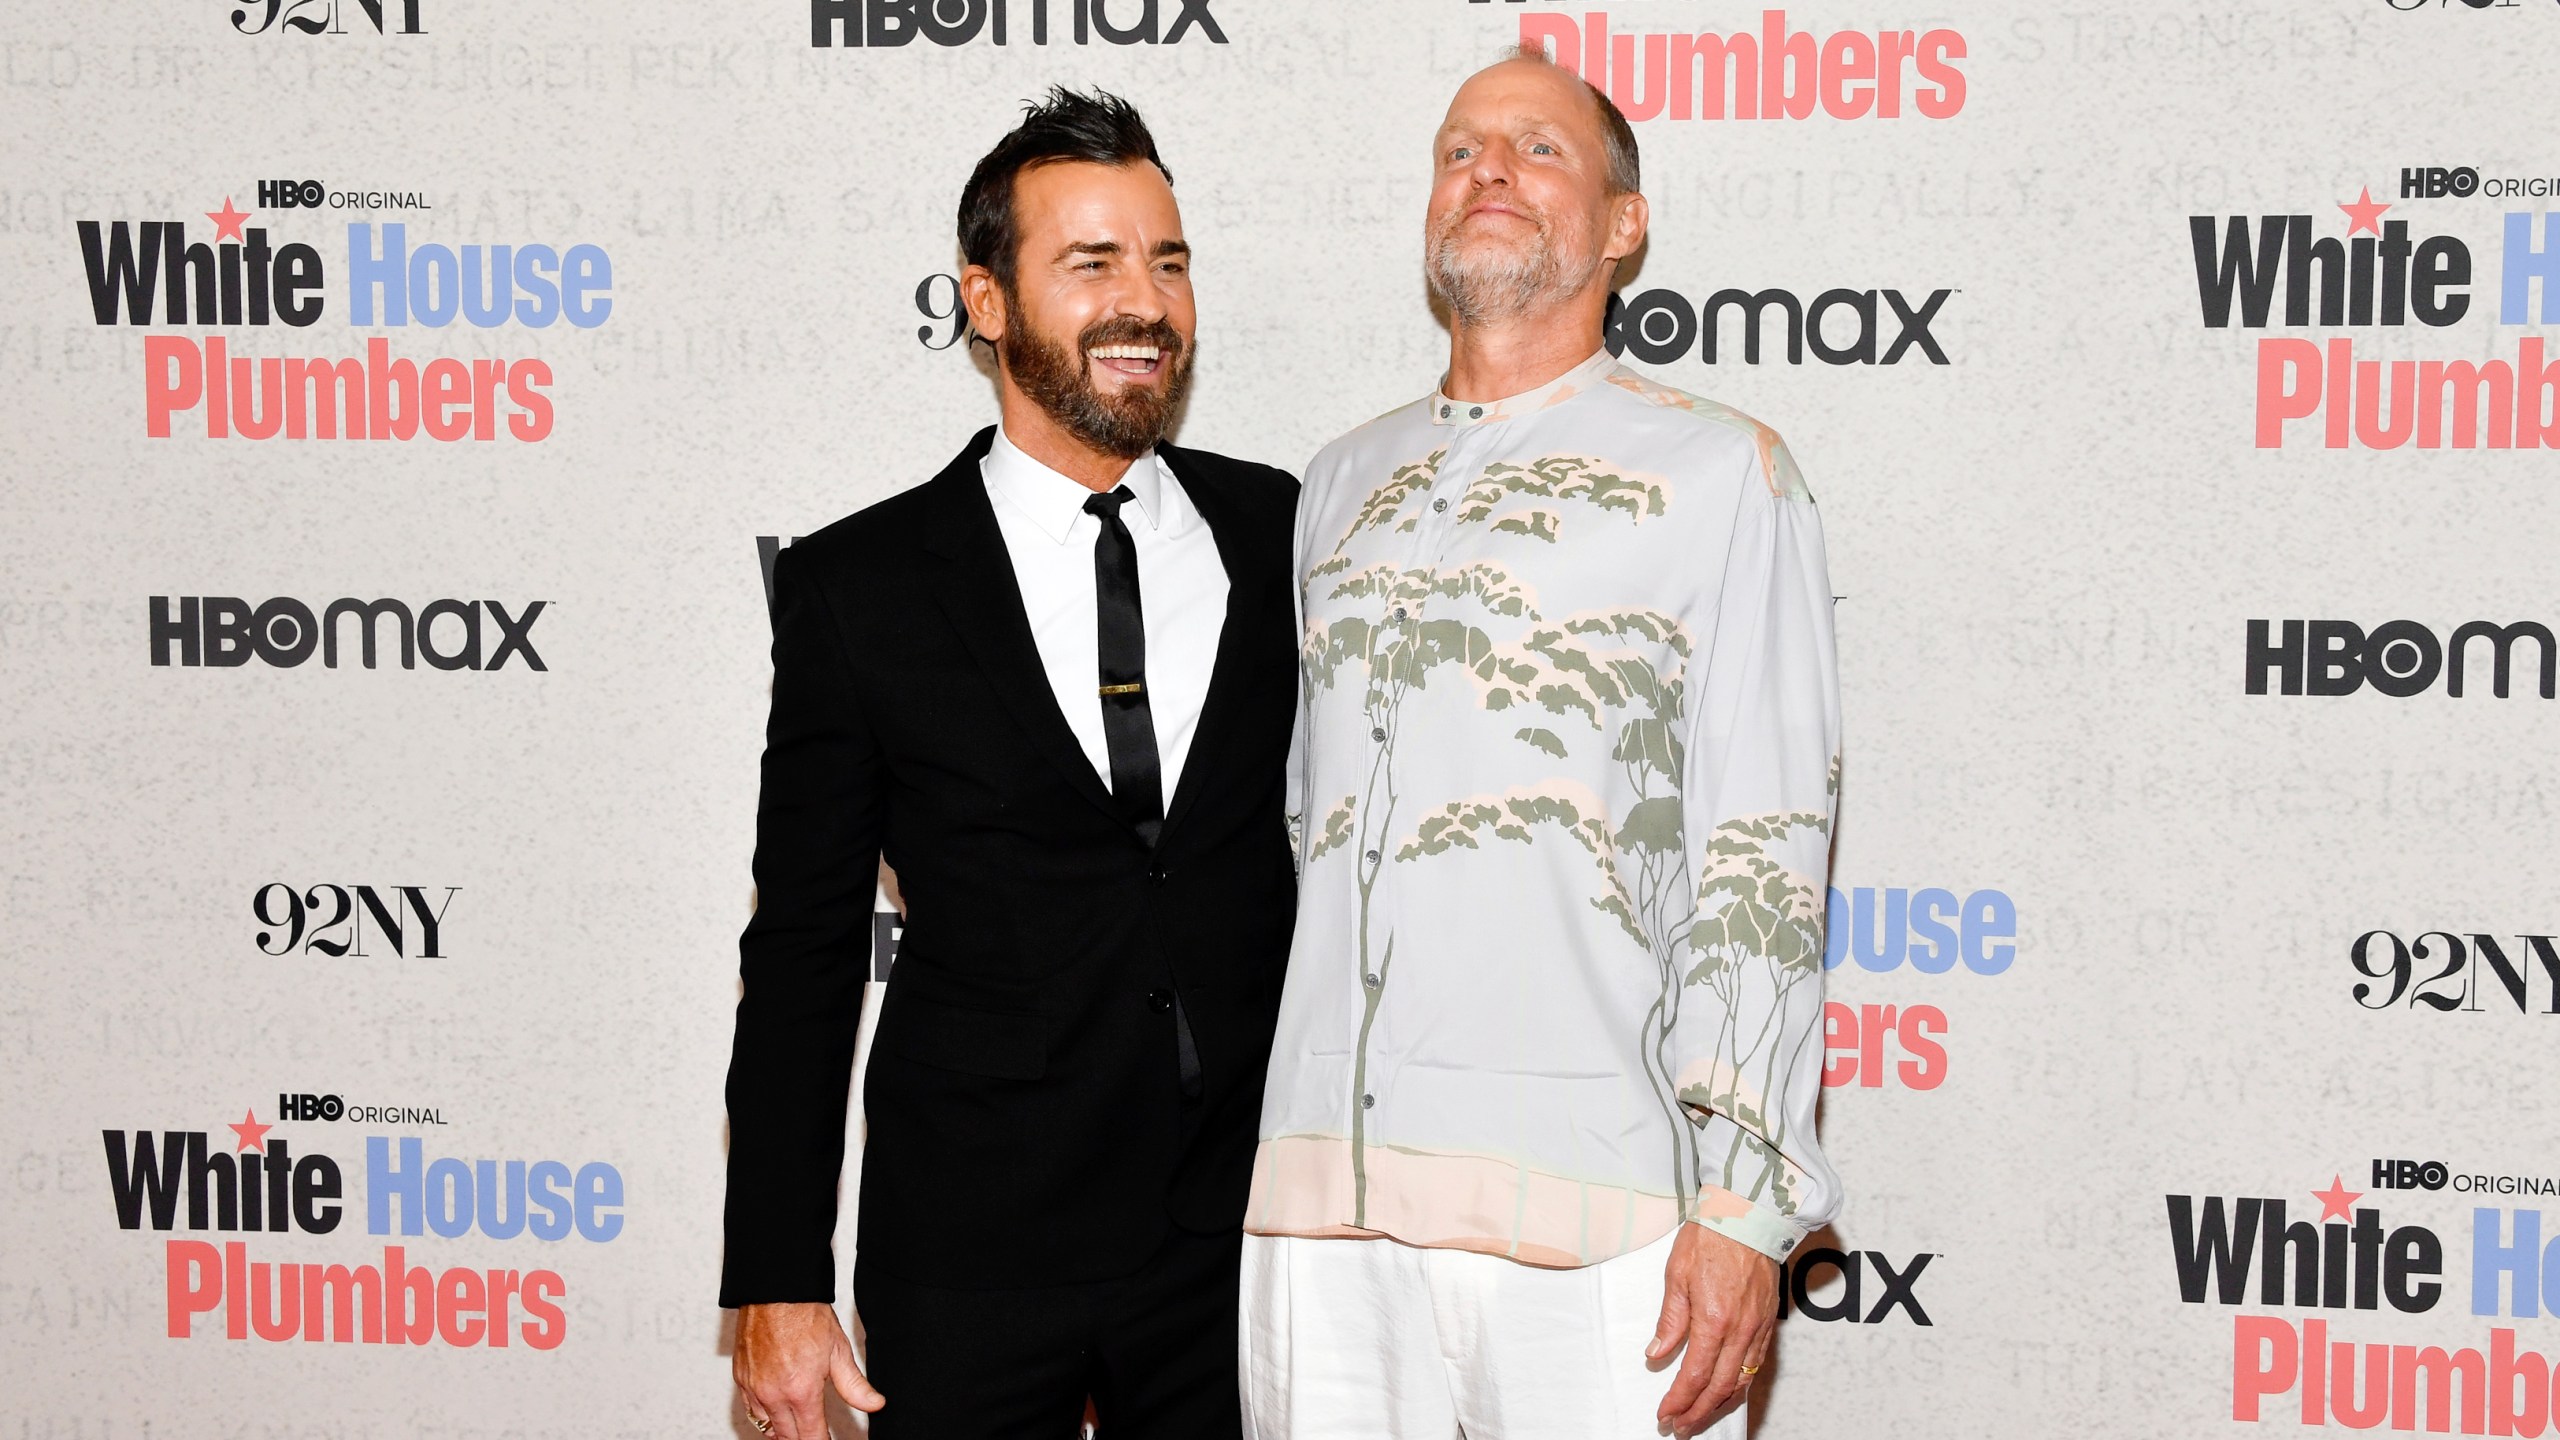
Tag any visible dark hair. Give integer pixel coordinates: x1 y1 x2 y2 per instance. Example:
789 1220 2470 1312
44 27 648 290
1503 43 1640 195
957 86 1171 289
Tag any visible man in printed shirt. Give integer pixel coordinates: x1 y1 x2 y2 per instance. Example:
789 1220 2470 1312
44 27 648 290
1241 49 1843 1440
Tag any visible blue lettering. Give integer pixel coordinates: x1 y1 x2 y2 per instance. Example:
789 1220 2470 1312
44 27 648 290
346 224 408 327
461 244 514 327
561 244 613 328
2502 213 2560 325
475 1159 528 1240
512 245 560 327
425 1157 473 1238
1963 889 2017 975
409 243 459 327
574 1162 624 1242
526 1160 573 1241
1908 888 1959 973
365 1135 424 1235
1852 888 1907 972
2474 1208 2548 1317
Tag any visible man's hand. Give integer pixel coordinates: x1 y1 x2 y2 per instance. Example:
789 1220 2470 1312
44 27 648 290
1646 1223 1779 1437
734 1301 883 1440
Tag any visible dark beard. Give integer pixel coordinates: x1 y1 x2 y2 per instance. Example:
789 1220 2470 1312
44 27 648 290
998 299 1194 460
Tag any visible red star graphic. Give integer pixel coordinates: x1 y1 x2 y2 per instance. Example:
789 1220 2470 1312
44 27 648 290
2339 186 2390 237
228 1109 271 1154
2312 1174 2363 1223
205 197 250 244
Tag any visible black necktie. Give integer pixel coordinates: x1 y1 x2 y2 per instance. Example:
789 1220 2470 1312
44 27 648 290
1084 486 1165 847
1087 485 1200 1102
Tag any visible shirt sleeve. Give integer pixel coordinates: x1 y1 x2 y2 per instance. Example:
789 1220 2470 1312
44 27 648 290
1672 440 1843 1262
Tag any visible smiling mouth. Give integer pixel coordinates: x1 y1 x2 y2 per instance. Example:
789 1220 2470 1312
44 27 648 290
1089 342 1164 378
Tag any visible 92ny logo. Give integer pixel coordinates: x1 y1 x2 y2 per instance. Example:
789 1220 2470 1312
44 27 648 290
254 884 459 958
2350 929 2559 1014
230 0 424 34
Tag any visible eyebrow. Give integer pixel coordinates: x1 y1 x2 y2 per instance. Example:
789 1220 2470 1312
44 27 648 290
1056 238 1192 261
1436 116 1570 143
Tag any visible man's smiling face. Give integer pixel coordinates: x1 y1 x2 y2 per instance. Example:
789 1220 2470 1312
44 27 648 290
994 159 1198 459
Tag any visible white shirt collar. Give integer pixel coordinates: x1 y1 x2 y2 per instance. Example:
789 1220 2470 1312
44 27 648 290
984 425 1168 545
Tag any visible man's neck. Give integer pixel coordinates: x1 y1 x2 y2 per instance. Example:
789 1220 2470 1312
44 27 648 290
1442 297 1607 403
998 385 1136 493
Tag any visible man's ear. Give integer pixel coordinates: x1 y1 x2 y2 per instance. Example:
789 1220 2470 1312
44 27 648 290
959 264 1007 346
1602 190 1649 268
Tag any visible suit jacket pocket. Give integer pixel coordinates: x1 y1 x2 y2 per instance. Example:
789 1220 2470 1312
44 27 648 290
877 989 1048 1081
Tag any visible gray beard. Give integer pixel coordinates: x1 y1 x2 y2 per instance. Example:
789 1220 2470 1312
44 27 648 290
1427 217 1589 327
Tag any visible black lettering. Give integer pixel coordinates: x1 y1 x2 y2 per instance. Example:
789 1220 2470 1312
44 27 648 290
2167 1194 2260 1305
2306 619 2365 696
2384 1223 2442 1313
2446 621 2556 699
101 1130 190 1230
1864 1251 1932 1325
2245 619 2302 696
1163 0 1223 43
2284 216 2347 327
2189 215 2287 328
2259 1199 2321 1307
251 597 318 668
149 596 200 667
1702 288 1803 365
2361 619 2441 698
77 221 167 325
811 0 857 45
416 598 482 671
1880 288 1950 364
484 600 546 671
202 597 254 668
1789 1247 1860 1322
1806 288 1876 365
323 599 415 670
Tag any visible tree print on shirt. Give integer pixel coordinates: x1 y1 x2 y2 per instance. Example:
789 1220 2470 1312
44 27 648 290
1679 756 1838 1215
1304 448 1708 1219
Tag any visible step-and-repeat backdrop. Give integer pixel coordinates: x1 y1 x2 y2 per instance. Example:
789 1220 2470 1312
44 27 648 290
4 2 2555 1435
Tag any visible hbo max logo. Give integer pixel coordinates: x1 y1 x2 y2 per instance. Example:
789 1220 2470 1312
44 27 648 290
811 0 1226 47
2245 618 2555 699
149 596 547 672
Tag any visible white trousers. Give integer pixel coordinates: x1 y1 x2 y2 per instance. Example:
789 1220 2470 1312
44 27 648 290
1238 1227 1748 1440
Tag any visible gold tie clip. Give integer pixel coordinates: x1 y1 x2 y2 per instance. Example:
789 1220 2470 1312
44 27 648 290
1098 682 1145 697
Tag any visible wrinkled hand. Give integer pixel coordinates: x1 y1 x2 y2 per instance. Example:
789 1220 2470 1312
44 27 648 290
735 1301 882 1440
1647 1223 1778 1437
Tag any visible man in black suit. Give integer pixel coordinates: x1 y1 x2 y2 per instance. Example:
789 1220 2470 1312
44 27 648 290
720 89 1298 1440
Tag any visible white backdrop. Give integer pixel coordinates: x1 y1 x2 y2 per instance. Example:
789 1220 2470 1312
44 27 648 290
4 2 2557 1435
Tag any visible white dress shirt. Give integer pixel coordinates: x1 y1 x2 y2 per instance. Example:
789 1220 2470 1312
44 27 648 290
981 425 1230 799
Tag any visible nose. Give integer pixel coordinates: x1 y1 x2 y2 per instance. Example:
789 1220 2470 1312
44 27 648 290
1109 265 1170 323
1464 138 1518 191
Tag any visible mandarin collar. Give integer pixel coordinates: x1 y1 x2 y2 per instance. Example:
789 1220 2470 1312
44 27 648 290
1429 347 1618 427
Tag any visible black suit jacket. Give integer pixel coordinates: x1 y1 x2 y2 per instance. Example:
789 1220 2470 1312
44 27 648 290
719 427 1300 1302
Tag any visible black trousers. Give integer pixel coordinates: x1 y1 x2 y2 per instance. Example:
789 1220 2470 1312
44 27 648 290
853 1226 1243 1440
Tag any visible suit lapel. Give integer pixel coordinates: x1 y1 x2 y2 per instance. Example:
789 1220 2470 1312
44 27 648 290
918 428 1125 830
1157 447 1264 845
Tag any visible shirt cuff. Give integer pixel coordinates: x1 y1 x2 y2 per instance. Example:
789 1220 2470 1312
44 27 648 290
1692 1184 1810 1263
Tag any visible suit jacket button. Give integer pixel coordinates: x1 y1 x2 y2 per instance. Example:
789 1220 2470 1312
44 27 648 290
1147 866 1168 884
1147 989 1175 1013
